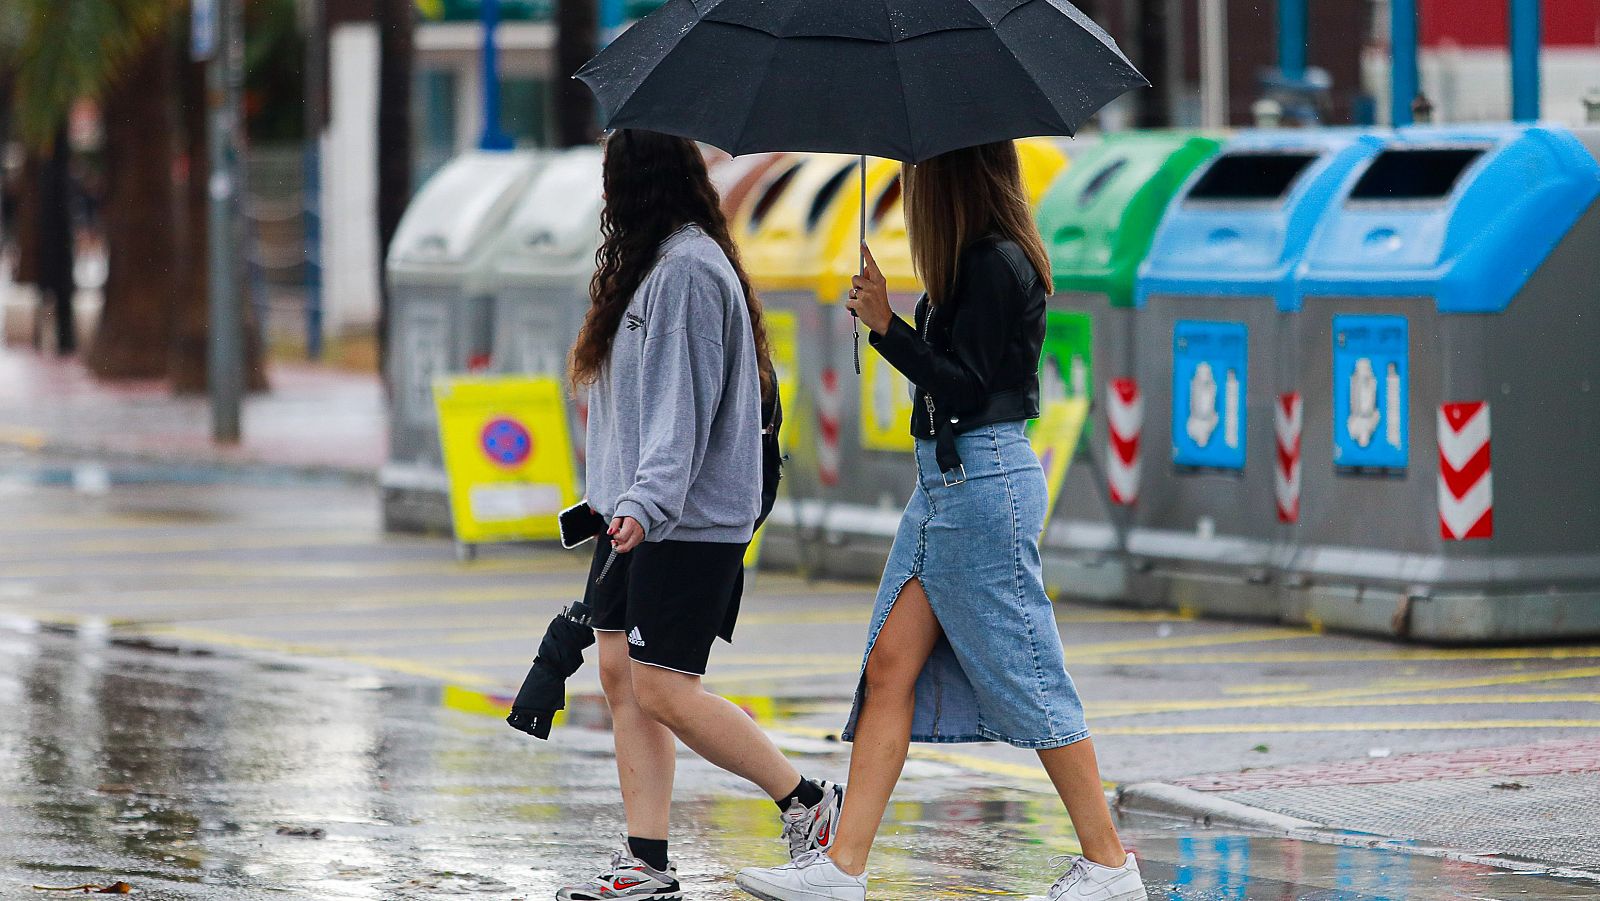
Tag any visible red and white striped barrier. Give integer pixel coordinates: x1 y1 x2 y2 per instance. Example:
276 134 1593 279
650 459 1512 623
1107 378 1142 506
1274 392 1302 523
1439 401 1492 541
818 368 843 488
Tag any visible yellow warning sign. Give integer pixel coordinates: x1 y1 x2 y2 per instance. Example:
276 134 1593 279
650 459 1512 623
746 310 800 569
435 376 581 545
1031 398 1090 530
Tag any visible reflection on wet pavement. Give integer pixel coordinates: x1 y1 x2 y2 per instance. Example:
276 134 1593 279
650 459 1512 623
1 628 1594 900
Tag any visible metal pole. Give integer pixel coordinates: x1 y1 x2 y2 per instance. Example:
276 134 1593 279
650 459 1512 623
478 0 513 150
1278 0 1307 82
208 0 244 443
1199 0 1228 128
1509 0 1541 122
1391 0 1419 126
303 0 325 360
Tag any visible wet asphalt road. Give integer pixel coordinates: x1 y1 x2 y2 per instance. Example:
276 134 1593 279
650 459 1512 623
3 627 1596 901
4 454 1600 897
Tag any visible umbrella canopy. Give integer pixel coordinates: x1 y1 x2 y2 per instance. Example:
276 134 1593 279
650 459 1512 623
576 0 1147 163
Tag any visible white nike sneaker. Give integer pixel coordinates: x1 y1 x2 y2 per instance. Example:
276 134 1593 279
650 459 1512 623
779 780 845 858
736 849 866 901
1025 852 1147 901
555 839 682 901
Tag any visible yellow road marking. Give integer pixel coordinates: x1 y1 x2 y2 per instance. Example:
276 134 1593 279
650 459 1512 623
0 556 575 580
1063 628 1314 657
1093 719 1600 736
1090 666 1600 718
0 529 379 559
1222 683 1313 695
145 625 502 688
0 425 48 450
1087 646 1600 665
1087 692 1600 716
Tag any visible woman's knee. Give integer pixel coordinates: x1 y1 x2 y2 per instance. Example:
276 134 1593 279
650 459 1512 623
630 665 697 729
863 644 922 699
597 635 636 700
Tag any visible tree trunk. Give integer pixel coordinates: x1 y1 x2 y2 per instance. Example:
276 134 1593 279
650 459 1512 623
171 49 210 393
88 32 181 379
37 124 76 355
13 153 41 288
374 0 413 375
553 0 598 147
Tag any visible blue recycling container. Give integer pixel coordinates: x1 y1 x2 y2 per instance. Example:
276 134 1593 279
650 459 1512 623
1287 124 1600 642
1127 129 1385 619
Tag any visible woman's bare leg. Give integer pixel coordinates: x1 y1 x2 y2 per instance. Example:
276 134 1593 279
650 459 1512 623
629 662 803 800
598 630 676 840
826 578 944 877
1037 738 1127 867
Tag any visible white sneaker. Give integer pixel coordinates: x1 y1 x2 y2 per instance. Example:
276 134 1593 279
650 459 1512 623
736 849 866 901
1025 852 1146 901
779 780 845 858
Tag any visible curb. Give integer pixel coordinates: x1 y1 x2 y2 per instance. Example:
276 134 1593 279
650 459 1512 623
1115 780 1600 883
1114 782 1320 831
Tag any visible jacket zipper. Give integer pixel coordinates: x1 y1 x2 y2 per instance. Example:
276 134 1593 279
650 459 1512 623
920 305 937 437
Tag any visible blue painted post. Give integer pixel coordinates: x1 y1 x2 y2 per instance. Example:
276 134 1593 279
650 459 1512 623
599 0 624 44
478 0 514 150
1391 0 1419 126
1510 0 1541 122
1279 0 1307 82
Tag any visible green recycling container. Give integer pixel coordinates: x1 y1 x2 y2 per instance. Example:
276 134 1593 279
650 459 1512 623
1033 131 1221 604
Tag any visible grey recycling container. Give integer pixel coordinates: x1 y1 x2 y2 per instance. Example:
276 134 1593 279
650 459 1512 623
381 150 544 534
1033 132 1221 605
1283 124 1600 643
1128 130 1384 620
488 147 604 471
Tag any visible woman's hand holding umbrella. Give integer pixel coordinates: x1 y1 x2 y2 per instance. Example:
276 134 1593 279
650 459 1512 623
847 243 892 336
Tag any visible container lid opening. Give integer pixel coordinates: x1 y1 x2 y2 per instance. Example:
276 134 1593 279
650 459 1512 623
747 163 801 233
1347 148 1487 202
807 164 858 231
1079 158 1128 208
1186 152 1321 203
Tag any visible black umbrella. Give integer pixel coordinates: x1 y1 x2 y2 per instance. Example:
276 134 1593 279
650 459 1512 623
576 0 1145 369
575 0 1146 164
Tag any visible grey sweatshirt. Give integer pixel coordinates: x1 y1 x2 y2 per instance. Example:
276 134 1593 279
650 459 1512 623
584 225 762 544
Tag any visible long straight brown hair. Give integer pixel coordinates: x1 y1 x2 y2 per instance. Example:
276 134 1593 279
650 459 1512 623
902 141 1052 305
570 129 774 401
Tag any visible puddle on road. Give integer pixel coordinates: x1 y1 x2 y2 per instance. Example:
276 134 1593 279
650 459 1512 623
0 629 1593 900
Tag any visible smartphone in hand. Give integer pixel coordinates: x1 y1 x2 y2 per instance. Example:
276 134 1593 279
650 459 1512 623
558 501 609 549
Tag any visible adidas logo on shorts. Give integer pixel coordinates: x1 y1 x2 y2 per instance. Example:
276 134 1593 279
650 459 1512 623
628 627 646 647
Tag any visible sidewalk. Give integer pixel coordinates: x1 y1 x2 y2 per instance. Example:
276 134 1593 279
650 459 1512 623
1120 740 1600 877
0 344 385 476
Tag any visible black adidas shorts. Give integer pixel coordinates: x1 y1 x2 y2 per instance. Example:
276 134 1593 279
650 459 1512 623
586 537 746 676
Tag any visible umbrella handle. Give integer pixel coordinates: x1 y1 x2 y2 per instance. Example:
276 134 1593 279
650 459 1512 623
852 155 865 375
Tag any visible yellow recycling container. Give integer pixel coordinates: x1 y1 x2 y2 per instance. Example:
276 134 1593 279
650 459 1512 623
803 139 1071 577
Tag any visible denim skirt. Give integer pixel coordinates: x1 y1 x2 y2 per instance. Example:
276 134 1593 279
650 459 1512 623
841 422 1090 749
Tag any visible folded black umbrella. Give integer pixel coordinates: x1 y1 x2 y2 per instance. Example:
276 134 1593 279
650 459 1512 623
507 602 597 740
576 0 1147 163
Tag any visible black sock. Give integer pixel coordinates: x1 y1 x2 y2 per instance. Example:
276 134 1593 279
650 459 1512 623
627 836 669 872
775 777 825 811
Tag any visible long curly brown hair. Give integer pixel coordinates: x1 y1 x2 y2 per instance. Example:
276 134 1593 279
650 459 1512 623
570 129 773 402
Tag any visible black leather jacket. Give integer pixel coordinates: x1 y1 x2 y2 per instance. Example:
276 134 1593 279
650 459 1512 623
868 233 1045 475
